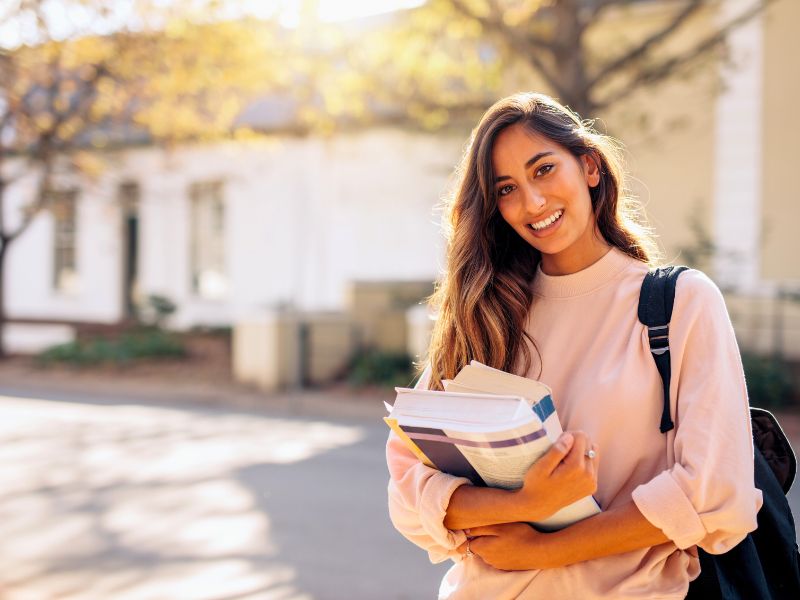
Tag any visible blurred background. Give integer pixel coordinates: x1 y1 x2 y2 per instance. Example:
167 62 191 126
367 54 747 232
0 0 798 598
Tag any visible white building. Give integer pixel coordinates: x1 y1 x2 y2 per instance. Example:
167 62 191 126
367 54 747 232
5 128 464 341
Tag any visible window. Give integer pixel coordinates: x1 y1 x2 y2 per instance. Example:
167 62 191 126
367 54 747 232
51 189 79 293
189 181 227 299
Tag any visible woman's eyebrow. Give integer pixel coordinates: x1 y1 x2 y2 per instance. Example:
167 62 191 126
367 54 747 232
494 151 555 183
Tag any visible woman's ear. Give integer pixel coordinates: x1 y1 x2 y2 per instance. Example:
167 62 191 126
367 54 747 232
582 153 601 188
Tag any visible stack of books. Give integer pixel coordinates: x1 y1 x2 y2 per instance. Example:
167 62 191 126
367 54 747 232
385 361 600 531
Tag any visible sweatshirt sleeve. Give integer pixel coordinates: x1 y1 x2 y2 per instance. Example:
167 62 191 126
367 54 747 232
631 270 763 554
385 364 473 563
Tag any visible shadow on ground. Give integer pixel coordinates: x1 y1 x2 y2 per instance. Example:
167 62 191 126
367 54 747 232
0 390 448 600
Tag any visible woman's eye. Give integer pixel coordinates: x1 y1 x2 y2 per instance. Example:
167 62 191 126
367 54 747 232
497 184 514 197
536 164 554 177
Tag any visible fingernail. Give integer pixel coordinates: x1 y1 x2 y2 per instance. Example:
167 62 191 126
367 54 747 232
557 433 573 450
464 529 471 535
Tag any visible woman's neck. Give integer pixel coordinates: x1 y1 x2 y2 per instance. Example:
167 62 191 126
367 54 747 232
539 228 612 276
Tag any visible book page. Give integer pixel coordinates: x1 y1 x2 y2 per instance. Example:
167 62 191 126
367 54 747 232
455 433 553 489
455 363 552 405
392 388 528 425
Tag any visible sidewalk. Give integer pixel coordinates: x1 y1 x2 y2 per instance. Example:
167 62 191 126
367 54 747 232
0 358 392 423
3 356 800 446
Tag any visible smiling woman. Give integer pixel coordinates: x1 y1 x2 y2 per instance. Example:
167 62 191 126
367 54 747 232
385 92 763 599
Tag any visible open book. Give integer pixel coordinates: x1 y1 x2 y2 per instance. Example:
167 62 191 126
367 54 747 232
385 361 600 531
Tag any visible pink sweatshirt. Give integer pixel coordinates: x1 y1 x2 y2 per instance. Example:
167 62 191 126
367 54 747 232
386 247 763 599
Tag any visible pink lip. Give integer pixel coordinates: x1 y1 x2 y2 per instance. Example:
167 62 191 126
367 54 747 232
527 211 564 238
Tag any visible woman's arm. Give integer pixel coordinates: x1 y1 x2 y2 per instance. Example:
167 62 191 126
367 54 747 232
463 502 668 571
386 431 471 563
543 501 669 565
444 430 598 529
630 271 761 553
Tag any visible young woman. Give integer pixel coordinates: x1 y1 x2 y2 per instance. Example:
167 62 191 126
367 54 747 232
386 92 762 599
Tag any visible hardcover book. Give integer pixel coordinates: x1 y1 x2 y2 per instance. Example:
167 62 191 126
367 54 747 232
385 361 600 531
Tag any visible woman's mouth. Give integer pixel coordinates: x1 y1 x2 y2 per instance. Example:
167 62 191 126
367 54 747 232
527 209 564 237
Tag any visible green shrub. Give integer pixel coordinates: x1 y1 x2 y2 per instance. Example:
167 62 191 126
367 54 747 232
39 329 186 366
348 350 414 388
741 353 796 409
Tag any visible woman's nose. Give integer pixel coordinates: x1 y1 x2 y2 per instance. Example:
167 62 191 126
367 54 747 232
522 186 546 212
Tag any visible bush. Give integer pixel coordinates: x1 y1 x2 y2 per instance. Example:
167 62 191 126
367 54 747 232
39 329 187 366
348 350 415 388
741 353 796 409
134 294 177 328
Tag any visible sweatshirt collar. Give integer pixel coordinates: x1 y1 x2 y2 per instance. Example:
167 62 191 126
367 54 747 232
531 247 636 298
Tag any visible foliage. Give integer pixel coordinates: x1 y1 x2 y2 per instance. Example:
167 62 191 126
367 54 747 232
38 328 186 366
0 0 293 356
330 0 776 127
741 352 796 409
348 349 415 388
136 294 177 327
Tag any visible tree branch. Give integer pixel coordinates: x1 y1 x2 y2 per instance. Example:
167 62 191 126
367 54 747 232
448 0 568 98
594 0 776 111
586 0 704 91
6 155 52 244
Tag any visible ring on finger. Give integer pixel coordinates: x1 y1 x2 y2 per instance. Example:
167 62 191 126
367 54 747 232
585 448 597 459
465 539 473 558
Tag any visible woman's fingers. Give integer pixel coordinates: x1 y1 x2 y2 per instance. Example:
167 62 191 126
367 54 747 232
465 525 501 537
563 431 588 468
535 432 575 475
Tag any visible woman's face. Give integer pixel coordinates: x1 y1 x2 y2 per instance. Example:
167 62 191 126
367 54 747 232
491 123 609 276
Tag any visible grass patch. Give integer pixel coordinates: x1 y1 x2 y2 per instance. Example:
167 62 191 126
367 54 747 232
38 328 187 366
348 350 415 388
742 353 796 409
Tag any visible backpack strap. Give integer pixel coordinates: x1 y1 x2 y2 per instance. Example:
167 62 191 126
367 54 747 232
638 266 689 433
639 268 799 491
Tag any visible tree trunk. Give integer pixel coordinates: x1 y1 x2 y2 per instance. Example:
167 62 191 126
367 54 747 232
551 0 592 118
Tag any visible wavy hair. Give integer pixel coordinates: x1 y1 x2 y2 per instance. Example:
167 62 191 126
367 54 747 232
422 92 658 390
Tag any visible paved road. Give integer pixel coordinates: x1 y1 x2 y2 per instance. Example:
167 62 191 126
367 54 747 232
0 387 449 600
2 386 799 600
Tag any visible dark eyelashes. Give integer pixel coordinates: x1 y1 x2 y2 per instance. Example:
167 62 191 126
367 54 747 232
495 163 555 196
497 184 514 197
537 163 554 176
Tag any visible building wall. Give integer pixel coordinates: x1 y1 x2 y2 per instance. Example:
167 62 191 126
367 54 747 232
595 0 799 292
4 161 124 323
4 130 464 329
593 2 720 268
760 0 800 283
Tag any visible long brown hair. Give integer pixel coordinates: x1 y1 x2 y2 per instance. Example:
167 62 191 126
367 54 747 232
422 92 658 390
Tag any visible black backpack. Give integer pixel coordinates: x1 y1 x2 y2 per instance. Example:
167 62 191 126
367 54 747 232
638 266 800 600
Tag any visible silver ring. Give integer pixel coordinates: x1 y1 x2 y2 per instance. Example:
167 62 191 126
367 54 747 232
465 539 473 558
585 449 596 459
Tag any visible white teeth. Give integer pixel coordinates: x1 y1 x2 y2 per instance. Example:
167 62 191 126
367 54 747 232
530 210 562 231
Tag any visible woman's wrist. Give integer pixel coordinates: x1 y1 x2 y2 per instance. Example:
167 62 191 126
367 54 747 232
530 528 568 569
445 484 530 530
510 486 550 524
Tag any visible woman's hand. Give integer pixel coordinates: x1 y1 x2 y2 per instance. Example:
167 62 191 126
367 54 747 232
457 523 553 571
514 431 599 523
